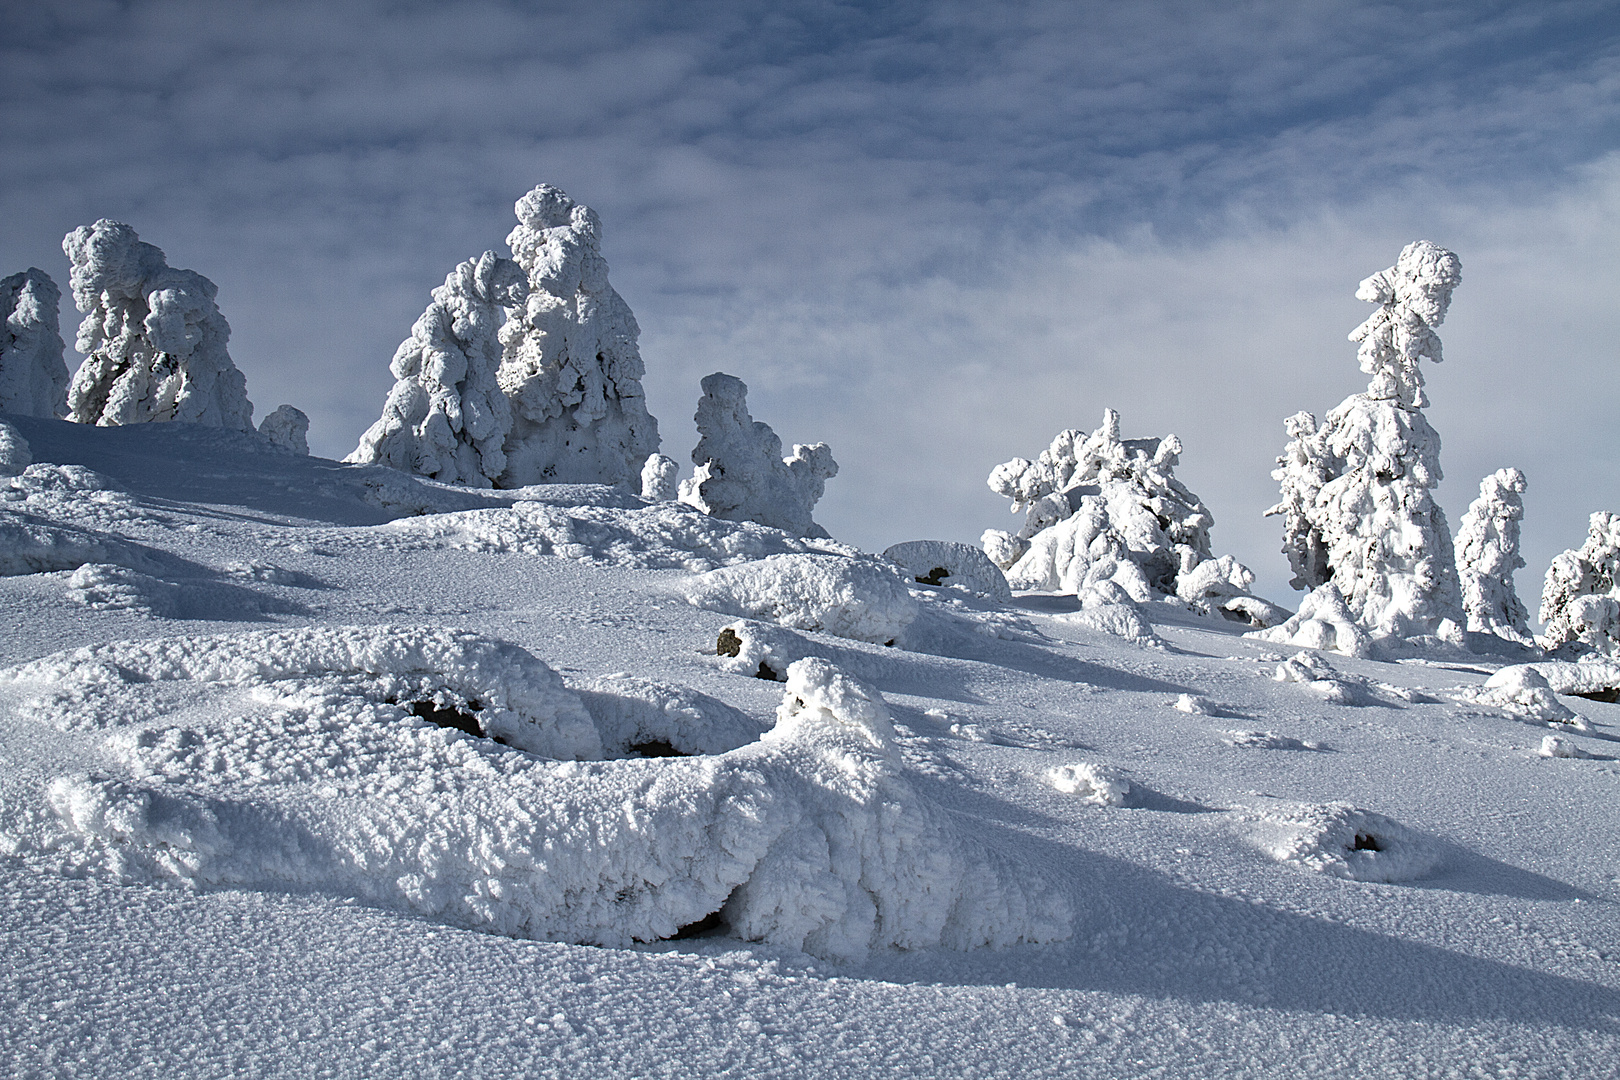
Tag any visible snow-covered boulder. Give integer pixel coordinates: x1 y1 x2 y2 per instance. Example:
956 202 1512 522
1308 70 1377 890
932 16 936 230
1456 468 1531 645
1246 801 1441 882
257 404 309 455
1457 665 1581 727
497 185 660 487
1540 511 1620 657
683 553 919 645
882 540 1012 603
678 372 838 539
349 251 525 485
0 267 69 418
639 453 679 501
61 220 254 431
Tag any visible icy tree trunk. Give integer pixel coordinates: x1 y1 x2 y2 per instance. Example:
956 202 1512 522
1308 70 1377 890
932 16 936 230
1456 468 1531 645
497 185 660 487
0 268 69 418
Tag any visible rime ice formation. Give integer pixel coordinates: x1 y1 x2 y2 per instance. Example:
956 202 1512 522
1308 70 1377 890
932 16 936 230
349 252 526 485
497 185 659 487
257 405 310 455
1540 512 1620 657
1265 241 1465 648
639 453 679 502
1456 468 1531 645
0 268 69 418
678 372 838 539
61 220 254 431
0 420 29 478
982 409 1277 624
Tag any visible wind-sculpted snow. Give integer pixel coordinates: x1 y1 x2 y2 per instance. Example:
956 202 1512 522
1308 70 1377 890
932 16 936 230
883 540 1012 603
1457 468 1531 645
498 185 659 488
1540 511 1620 657
0 267 68 418
62 220 254 431
678 373 837 539
683 554 919 645
572 674 768 757
639 453 679 501
1246 801 1441 882
349 252 525 486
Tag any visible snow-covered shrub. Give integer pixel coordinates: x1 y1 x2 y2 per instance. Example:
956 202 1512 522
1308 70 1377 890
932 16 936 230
640 453 679 501
0 420 30 477
497 185 660 487
1247 801 1440 882
678 372 838 539
257 404 309 455
1266 241 1466 647
61 220 254 431
1247 583 1372 658
1540 512 1620 656
1045 762 1131 806
349 251 525 485
682 553 918 645
882 540 1012 603
0 267 69 418
1455 468 1531 644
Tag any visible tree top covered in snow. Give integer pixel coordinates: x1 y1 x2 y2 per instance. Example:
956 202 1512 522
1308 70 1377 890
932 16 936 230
1349 239 1461 409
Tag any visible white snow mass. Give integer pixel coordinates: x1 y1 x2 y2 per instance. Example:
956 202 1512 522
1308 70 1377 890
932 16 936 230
0 267 69 419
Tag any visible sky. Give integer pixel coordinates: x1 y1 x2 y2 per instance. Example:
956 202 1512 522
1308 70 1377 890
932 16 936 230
3 0 1618 607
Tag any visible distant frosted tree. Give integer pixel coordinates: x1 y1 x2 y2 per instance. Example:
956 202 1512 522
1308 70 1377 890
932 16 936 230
62 220 253 430
497 185 660 486
258 404 310 455
640 453 679 501
0 267 68 418
1540 511 1620 657
349 251 526 485
1456 468 1531 645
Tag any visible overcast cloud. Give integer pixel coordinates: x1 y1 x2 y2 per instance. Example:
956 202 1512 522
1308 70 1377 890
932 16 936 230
3 0 1617 607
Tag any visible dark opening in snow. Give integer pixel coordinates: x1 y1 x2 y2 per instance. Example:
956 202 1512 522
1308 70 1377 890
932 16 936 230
1570 687 1620 703
669 908 729 940
717 628 742 657
1352 833 1383 852
628 740 689 758
756 661 783 681
404 699 506 744
916 566 950 586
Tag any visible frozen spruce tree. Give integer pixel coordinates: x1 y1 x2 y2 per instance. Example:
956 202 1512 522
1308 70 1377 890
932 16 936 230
1265 241 1466 648
497 185 659 487
677 372 838 538
0 268 69 418
1539 512 1620 657
348 252 526 485
1456 468 1532 645
62 220 254 430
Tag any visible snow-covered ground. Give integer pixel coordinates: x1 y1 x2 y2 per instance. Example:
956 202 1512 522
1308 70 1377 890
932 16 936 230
3 415 1618 1078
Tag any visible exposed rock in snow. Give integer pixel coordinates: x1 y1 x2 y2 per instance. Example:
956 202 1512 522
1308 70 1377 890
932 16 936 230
61 220 254 431
682 553 919 645
1540 511 1620 657
1248 583 1373 658
1456 468 1531 645
1045 762 1131 806
678 373 838 539
1247 800 1441 882
257 404 309 455
0 420 30 477
639 453 679 501
349 251 526 485
497 185 659 487
882 540 1012 603
0 267 69 418
1457 665 1582 727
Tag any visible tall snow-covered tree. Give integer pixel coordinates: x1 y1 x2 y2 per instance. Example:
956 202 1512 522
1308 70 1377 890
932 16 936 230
1456 468 1531 645
497 185 659 487
0 268 69 418
1540 511 1620 657
61 220 253 430
348 251 526 486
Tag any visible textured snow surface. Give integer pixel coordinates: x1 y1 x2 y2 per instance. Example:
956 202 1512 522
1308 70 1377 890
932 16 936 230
1247 801 1441 882
0 267 69 418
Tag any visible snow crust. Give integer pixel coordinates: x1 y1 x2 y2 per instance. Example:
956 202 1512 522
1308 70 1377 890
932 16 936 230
1539 511 1620 657
882 539 1011 602
678 372 837 539
0 267 69 418
1457 468 1531 644
62 220 254 431
683 554 919 645
497 186 659 487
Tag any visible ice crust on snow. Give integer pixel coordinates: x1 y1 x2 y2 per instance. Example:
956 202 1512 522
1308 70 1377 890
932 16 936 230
497 186 660 488
62 220 254 431
0 267 69 418
683 554 919 645
1248 801 1440 882
257 404 309 455
1456 468 1531 645
1539 511 1620 657
349 252 526 486
882 540 1012 602
678 373 838 539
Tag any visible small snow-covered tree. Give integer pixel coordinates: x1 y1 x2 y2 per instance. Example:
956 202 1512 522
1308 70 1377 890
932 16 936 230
258 404 310 455
0 268 68 418
1456 468 1531 645
348 251 526 486
677 372 838 538
1540 511 1620 656
640 453 679 501
1265 241 1465 646
497 185 660 487
61 220 254 430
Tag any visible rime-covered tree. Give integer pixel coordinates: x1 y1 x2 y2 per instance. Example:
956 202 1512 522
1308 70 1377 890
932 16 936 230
0 268 68 418
1540 511 1620 657
62 220 254 430
349 251 526 485
497 185 659 486
1456 468 1531 645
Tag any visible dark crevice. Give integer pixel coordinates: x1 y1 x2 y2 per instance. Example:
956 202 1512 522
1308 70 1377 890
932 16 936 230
628 740 688 758
1570 688 1620 703
756 661 783 681
1352 833 1384 852
916 566 950 586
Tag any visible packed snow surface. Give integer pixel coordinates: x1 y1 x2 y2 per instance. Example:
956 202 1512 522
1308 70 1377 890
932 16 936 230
2 416 1619 1079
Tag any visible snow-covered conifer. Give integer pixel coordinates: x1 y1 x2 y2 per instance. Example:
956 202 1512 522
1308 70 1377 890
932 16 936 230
0 268 68 418
258 405 310 456
1456 468 1531 644
677 372 837 538
348 251 525 485
497 185 659 487
61 220 253 430
1268 411 1334 591
1540 511 1620 656
640 453 679 501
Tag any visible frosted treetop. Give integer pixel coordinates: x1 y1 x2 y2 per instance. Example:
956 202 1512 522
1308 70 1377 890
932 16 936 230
1350 239 1461 409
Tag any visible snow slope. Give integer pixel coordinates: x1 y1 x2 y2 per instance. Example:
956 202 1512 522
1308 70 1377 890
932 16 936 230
2 414 1618 1078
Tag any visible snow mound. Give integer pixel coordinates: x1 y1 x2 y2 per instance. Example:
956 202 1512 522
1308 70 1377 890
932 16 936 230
1172 694 1212 715
683 554 919 645
1223 730 1323 751
714 620 817 682
573 674 768 756
1501 659 1620 698
0 419 30 477
1457 468 1531 645
1539 511 1620 657
257 405 309 455
1060 600 1160 645
1249 801 1440 882
1247 583 1372 658
0 511 151 577
1045 762 1131 806
65 562 181 616
1270 650 1365 705
1456 665 1581 726
1539 735 1591 759
1 267 69 418
883 540 1012 603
